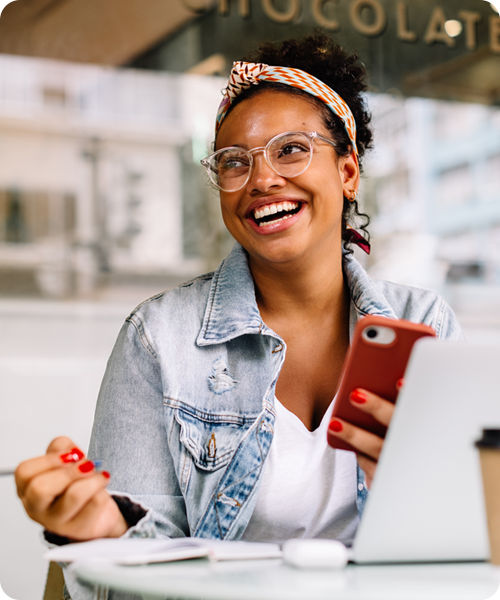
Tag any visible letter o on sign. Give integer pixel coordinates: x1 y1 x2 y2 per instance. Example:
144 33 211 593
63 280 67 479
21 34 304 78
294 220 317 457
262 0 300 23
312 0 340 30
350 0 387 36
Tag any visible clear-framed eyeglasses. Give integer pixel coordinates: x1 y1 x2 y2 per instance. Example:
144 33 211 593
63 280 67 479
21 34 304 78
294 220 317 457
200 131 338 193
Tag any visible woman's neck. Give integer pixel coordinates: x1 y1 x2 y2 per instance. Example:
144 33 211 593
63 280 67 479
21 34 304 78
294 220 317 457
250 246 350 430
249 247 348 328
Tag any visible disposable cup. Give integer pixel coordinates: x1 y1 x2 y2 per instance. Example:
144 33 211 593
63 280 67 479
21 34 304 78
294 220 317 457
475 429 500 565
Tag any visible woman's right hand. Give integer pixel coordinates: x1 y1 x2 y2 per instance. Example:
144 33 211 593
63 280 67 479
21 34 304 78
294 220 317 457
15 436 128 541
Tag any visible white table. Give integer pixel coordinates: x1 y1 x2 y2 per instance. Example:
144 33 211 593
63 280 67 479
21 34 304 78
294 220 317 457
75 558 500 600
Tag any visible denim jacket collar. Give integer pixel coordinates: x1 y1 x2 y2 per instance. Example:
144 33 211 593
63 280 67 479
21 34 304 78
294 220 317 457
196 243 262 347
343 251 397 320
197 243 398 348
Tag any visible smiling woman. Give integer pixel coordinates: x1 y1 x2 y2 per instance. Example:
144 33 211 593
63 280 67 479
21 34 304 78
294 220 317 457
14 33 464 600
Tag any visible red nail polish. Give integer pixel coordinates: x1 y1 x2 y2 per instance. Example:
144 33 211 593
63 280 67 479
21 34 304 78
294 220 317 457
60 448 85 464
396 378 405 391
350 389 367 404
78 460 94 473
329 419 343 433
101 471 111 479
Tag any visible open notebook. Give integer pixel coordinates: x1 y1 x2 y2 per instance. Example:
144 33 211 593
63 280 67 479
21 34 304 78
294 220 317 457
45 538 282 565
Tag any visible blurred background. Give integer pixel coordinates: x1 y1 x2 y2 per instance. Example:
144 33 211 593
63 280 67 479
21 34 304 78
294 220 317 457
0 0 499 597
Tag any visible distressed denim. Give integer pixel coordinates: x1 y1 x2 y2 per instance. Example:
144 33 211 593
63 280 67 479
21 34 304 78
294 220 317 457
63 243 463 600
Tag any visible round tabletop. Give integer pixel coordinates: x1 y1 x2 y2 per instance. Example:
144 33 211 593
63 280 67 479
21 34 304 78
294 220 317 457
75 558 500 600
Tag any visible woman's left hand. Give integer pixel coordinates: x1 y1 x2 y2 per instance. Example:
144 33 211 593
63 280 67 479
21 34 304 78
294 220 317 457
327 388 395 489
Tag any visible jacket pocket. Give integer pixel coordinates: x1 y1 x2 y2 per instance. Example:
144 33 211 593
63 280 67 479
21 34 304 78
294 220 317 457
174 409 250 472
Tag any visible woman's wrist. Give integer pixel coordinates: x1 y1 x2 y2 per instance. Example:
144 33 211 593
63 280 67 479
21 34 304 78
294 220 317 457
110 494 148 535
107 510 129 538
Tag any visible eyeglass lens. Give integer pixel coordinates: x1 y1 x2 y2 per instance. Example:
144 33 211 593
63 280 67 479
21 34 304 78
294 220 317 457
209 132 313 191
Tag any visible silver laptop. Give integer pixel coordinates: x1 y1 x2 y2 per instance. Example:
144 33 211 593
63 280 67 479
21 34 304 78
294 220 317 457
352 339 500 563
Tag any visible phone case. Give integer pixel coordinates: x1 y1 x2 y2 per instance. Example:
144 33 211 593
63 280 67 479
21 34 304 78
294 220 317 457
327 315 436 453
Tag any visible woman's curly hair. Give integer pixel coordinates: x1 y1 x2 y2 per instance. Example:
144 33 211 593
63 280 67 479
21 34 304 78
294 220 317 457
220 32 373 251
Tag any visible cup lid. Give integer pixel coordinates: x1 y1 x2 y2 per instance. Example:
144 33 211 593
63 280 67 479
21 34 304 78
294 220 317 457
475 429 500 449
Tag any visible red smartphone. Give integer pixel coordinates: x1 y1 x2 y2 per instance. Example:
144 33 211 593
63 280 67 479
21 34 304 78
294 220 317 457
327 315 436 452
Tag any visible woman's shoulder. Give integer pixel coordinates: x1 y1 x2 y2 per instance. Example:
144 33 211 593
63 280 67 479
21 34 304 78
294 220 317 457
372 279 463 340
372 278 443 311
125 271 216 326
344 252 463 340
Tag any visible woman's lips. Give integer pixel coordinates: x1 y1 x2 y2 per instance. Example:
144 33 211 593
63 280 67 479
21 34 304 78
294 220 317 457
245 200 306 235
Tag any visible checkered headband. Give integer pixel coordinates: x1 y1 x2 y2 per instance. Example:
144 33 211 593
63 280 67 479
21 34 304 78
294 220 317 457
215 61 358 155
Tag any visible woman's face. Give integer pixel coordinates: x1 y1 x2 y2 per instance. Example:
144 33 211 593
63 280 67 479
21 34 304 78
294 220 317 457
215 90 359 268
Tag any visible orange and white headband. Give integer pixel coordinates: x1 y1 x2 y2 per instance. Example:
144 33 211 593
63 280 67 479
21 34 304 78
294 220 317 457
216 61 358 155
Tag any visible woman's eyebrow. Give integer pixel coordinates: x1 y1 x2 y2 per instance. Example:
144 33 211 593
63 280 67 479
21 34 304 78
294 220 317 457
217 142 249 151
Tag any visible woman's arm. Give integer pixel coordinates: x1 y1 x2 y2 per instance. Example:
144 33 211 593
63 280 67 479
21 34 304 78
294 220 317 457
16 317 188 542
88 317 189 539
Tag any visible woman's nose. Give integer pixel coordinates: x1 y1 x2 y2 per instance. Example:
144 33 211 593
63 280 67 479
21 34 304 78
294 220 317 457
246 152 286 193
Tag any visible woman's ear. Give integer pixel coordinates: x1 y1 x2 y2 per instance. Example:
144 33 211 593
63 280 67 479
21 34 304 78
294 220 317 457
339 150 360 193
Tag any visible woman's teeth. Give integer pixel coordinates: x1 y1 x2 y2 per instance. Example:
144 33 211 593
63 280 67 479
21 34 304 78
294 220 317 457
253 201 300 225
258 213 293 226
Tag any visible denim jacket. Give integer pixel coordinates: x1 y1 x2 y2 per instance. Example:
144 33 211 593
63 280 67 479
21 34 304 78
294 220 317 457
64 243 463 600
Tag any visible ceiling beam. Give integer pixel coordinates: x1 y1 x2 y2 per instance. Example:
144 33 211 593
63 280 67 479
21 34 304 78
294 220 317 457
0 0 200 65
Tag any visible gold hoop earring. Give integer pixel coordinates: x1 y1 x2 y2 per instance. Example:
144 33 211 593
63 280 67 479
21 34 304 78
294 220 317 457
347 190 357 202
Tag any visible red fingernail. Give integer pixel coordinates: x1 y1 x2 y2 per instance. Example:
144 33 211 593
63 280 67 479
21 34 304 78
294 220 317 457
350 389 367 404
329 419 343 433
78 460 94 473
101 471 110 479
396 378 405 391
60 447 85 464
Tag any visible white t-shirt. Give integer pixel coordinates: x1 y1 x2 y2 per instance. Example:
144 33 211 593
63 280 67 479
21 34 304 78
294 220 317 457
241 398 359 545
